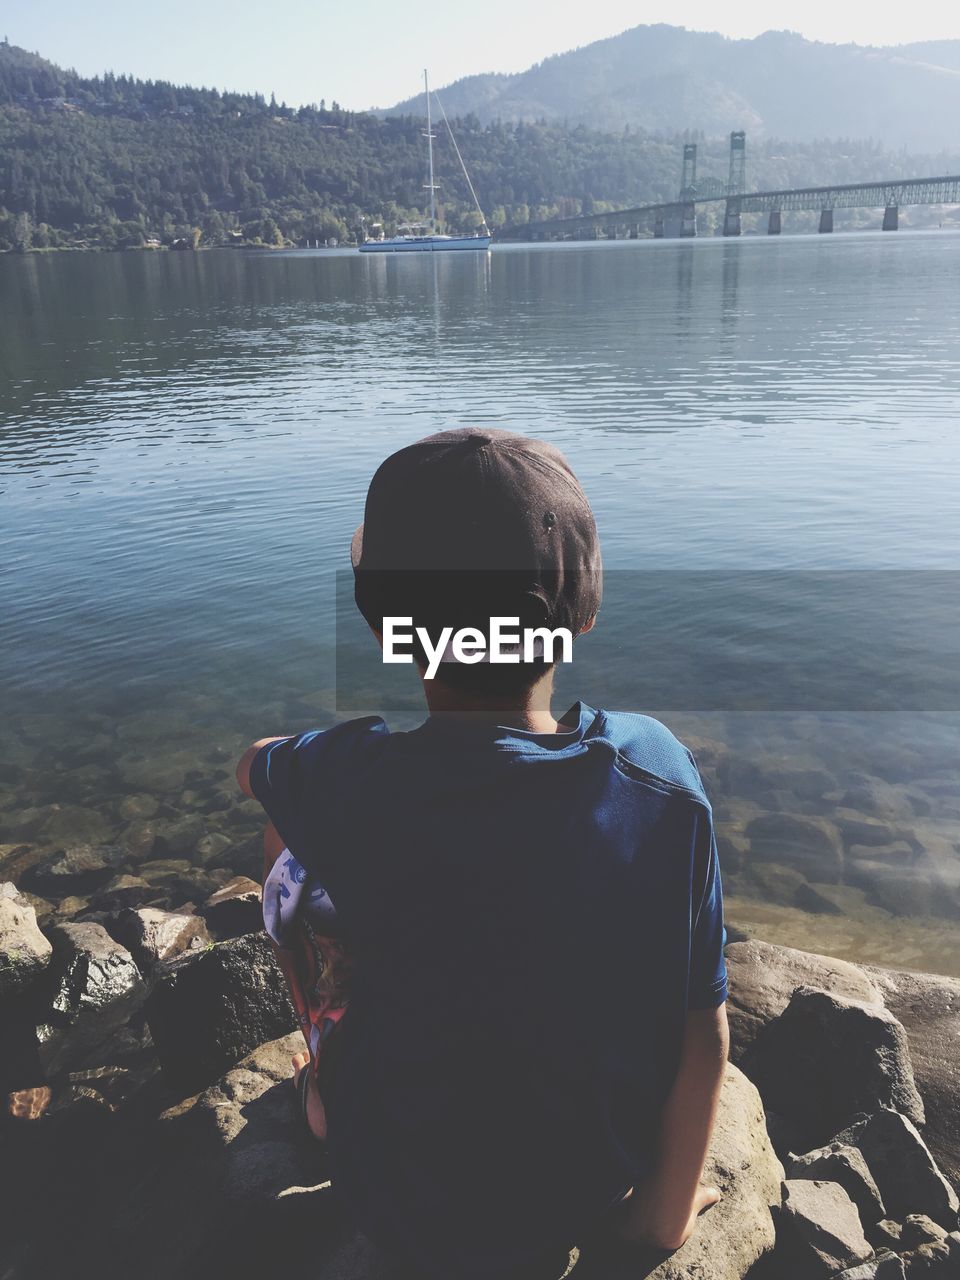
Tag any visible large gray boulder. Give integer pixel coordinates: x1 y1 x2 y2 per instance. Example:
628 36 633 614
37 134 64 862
34 921 147 1074
726 940 960 1192
152 1052 781 1280
725 939 883 1062
778 1178 873 1276
0 882 52 998
864 965 960 1190
145 932 297 1094
787 1142 886 1225
745 986 925 1149
573 1064 783 1280
832 1112 959 1232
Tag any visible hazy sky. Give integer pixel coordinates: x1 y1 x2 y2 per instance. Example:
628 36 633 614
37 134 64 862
5 2 960 110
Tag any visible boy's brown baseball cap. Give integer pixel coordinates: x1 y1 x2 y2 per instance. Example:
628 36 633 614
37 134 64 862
351 428 602 638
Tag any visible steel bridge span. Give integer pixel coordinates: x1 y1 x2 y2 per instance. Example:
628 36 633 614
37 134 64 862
495 136 960 242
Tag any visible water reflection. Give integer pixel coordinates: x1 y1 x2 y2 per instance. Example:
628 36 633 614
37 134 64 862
2 236 960 973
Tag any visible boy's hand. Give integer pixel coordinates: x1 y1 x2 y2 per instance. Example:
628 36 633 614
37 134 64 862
617 1181 721 1252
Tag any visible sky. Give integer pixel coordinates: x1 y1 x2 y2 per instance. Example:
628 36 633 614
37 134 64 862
4 1 960 111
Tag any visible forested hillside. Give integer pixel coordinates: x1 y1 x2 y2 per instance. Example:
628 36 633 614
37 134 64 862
386 25 960 152
1 39 958 252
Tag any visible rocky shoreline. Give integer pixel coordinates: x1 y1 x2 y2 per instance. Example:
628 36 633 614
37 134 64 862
2 703 959 977
3 873 959 1279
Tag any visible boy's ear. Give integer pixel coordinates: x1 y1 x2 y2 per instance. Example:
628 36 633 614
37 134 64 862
579 615 597 637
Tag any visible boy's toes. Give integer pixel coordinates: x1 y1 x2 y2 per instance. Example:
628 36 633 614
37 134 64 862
291 1050 310 1081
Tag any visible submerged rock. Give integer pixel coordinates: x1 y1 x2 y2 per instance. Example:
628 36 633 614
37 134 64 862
778 1178 873 1276
0 882 52 999
35 922 147 1075
745 986 925 1149
145 932 296 1094
745 813 844 882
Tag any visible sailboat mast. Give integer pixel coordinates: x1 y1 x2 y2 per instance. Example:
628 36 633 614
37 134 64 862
424 69 437 230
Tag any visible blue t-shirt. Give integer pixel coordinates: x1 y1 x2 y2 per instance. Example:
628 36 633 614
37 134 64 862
250 703 726 1279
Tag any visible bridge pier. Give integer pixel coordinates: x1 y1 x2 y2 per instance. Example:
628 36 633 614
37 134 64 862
883 205 899 231
679 200 697 238
654 213 664 239
819 209 834 234
768 209 782 235
723 198 742 237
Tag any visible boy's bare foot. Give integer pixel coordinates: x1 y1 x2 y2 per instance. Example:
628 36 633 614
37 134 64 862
292 1050 328 1142
616 1182 721 1253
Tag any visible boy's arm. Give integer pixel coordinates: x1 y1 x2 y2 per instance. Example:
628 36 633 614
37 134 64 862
236 738 287 798
619 1003 729 1252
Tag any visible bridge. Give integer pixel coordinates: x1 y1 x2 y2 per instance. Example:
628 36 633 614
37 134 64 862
495 133 960 241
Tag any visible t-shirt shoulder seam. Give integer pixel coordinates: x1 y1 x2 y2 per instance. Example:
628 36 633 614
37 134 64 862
611 753 710 806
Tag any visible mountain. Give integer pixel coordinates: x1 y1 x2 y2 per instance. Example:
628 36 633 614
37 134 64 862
1 38 958 253
385 25 960 152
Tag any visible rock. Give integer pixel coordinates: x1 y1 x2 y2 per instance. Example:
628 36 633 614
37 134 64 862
116 793 160 822
778 1179 873 1275
152 815 205 859
579 1064 783 1280
196 831 234 866
35 922 147 1075
794 882 875 916
142 1032 342 1275
37 844 120 886
865 966 960 1190
835 810 904 849
203 877 263 939
847 861 938 918
40 804 116 848
787 1143 885 1225
725 940 883 1064
841 775 924 821
145 932 297 1093
746 987 925 1149
834 1256 905 1279
743 862 808 906
109 906 210 975
900 1216 949 1248
745 813 844 881
846 841 916 864
870 1220 905 1250
91 873 156 910
157 1056 781 1280
900 1234 959 1277
833 1111 959 1231
0 883 53 999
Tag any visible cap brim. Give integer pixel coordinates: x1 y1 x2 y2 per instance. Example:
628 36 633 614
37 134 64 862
350 523 363 570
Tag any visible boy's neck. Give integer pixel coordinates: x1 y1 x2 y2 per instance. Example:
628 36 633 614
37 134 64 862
422 672 560 735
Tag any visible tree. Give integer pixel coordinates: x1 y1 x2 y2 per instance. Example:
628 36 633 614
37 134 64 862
12 210 32 252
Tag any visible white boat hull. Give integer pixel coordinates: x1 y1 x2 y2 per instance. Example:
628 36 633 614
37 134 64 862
359 235 491 253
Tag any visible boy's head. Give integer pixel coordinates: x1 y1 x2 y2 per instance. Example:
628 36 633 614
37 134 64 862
352 429 602 694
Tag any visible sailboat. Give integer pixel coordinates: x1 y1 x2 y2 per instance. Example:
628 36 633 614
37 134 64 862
359 71 492 253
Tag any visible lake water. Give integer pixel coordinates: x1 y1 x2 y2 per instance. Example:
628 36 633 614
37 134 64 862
3 233 960 974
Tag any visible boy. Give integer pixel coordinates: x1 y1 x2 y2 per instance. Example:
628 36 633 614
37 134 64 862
237 428 728 1280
